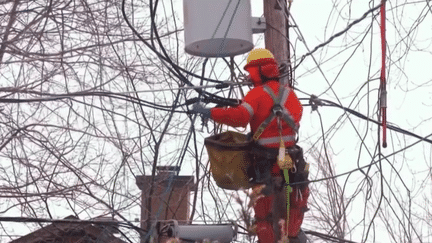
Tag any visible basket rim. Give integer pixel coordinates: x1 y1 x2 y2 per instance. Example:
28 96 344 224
204 131 252 150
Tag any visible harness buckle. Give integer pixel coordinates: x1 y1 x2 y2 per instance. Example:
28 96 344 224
272 105 283 116
253 127 265 141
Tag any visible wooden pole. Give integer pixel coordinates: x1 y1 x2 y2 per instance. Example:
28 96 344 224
264 0 290 86
264 0 291 241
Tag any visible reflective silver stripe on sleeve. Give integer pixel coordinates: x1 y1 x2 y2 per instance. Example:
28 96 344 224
241 102 254 117
257 135 296 146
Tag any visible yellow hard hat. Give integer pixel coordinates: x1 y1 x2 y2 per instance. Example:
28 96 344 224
246 48 275 65
244 48 277 71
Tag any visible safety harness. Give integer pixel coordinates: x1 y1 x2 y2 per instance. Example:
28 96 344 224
252 84 299 142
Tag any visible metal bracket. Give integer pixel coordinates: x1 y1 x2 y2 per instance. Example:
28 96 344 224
252 17 266 34
272 105 283 116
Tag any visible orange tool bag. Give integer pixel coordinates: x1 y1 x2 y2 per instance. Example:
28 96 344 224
204 131 254 190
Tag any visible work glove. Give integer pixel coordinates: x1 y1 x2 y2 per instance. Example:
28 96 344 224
190 103 211 119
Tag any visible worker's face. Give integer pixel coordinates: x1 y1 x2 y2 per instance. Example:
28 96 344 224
245 66 262 87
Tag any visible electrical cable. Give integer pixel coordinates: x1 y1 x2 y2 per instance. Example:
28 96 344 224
123 1 247 239
301 97 432 144
0 90 188 112
0 85 245 112
2 1 430 243
288 130 432 187
293 3 383 70
303 229 359 243
281 94 432 189
121 0 240 108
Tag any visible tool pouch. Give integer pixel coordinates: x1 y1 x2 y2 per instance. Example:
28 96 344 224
204 131 254 190
286 145 309 190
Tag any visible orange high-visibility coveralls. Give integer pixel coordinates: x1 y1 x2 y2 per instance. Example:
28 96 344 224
209 49 309 241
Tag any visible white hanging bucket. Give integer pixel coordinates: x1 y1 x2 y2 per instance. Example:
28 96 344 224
183 0 254 57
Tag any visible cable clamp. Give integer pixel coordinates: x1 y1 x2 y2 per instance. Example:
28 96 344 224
309 94 323 111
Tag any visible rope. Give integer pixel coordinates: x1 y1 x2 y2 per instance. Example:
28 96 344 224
283 168 292 236
380 0 387 148
277 121 293 238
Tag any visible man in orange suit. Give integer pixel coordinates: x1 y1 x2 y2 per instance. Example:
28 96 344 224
192 48 309 242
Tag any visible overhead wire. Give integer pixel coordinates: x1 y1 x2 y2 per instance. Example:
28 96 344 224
0 89 189 112
288 131 432 187
281 0 384 191
0 81 250 111
137 1 248 241
115 0 430 242
1 1 428 243
182 2 428 241
298 91 428 242
292 3 384 71
290 8 412 236
302 97 432 144
121 0 244 108
281 2 429 241
303 229 360 243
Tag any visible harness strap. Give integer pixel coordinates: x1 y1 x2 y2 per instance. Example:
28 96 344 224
252 84 298 141
264 85 299 133
252 112 276 141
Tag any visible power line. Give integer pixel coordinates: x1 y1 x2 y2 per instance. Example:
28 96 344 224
302 96 432 144
303 229 359 243
293 3 383 70
122 0 239 108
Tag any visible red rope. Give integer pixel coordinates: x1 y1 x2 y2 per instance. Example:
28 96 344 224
380 0 387 148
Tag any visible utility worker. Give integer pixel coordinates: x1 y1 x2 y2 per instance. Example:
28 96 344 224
191 48 309 243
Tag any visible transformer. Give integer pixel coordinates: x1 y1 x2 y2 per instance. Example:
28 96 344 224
183 0 255 57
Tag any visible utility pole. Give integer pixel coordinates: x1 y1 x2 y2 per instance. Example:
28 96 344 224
264 0 291 241
264 0 291 86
